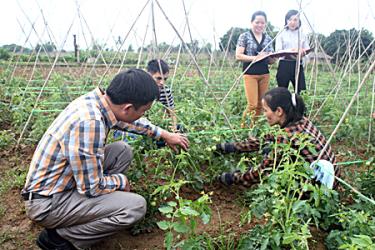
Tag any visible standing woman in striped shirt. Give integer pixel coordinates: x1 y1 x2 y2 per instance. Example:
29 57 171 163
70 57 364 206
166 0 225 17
236 10 275 127
216 87 340 189
275 9 310 94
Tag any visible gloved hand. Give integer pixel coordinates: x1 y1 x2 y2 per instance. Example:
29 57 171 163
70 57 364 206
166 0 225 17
176 124 185 133
261 146 271 156
215 143 236 154
217 172 234 186
155 139 166 148
218 170 243 186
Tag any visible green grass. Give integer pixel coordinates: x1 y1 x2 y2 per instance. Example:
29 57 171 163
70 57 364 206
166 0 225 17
0 168 27 195
0 62 374 249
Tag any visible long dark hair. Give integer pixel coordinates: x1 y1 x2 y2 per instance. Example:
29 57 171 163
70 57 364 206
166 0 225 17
263 87 306 127
284 9 301 29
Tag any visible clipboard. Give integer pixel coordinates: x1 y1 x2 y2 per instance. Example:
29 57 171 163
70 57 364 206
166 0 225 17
253 48 313 63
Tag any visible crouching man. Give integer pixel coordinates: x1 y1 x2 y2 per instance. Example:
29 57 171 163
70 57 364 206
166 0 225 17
22 69 189 249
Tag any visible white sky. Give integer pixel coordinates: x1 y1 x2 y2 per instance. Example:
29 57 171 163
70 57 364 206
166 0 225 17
1 0 375 50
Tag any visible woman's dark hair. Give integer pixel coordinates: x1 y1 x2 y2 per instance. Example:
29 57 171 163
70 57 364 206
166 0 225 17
285 9 301 29
251 10 267 22
263 87 306 127
107 68 160 109
147 59 169 74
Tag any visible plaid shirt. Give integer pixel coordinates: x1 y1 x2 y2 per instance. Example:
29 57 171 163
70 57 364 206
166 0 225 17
23 88 161 197
228 117 339 187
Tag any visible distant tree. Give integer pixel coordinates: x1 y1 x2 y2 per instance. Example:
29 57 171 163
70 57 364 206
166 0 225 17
201 42 212 53
35 42 56 52
92 42 104 51
219 27 248 52
310 33 326 46
1 44 32 53
305 33 327 51
0 48 10 60
265 21 279 40
137 47 145 53
127 44 134 52
137 42 171 53
186 39 199 52
323 28 374 61
157 42 170 52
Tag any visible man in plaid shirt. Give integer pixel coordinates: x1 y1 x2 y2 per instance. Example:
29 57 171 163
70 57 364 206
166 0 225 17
22 69 189 250
217 87 340 189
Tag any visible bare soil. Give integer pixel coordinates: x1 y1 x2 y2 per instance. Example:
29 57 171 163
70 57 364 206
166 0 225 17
1 65 372 249
0 148 325 250
1 139 371 249
0 147 250 250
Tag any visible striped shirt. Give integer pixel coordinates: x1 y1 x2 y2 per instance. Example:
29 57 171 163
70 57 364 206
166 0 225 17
226 117 339 188
22 88 161 197
159 85 175 109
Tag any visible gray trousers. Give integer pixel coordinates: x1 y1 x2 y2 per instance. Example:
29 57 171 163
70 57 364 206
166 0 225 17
24 141 147 249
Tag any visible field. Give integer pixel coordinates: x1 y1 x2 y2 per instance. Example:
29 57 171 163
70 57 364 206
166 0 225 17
0 58 374 250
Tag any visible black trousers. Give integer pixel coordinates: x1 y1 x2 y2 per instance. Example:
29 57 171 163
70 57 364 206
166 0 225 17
276 60 306 94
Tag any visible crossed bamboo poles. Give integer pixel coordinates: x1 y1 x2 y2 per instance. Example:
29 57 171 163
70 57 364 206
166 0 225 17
4 0 375 204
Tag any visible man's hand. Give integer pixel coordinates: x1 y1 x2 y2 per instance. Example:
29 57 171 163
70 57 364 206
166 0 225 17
160 130 189 152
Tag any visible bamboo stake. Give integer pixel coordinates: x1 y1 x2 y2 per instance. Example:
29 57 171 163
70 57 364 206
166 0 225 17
17 17 77 147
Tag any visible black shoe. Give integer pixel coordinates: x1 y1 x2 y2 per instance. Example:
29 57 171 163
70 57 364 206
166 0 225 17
36 229 76 250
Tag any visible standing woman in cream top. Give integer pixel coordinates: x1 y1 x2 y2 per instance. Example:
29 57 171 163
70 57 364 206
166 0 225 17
276 9 310 94
236 11 275 127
